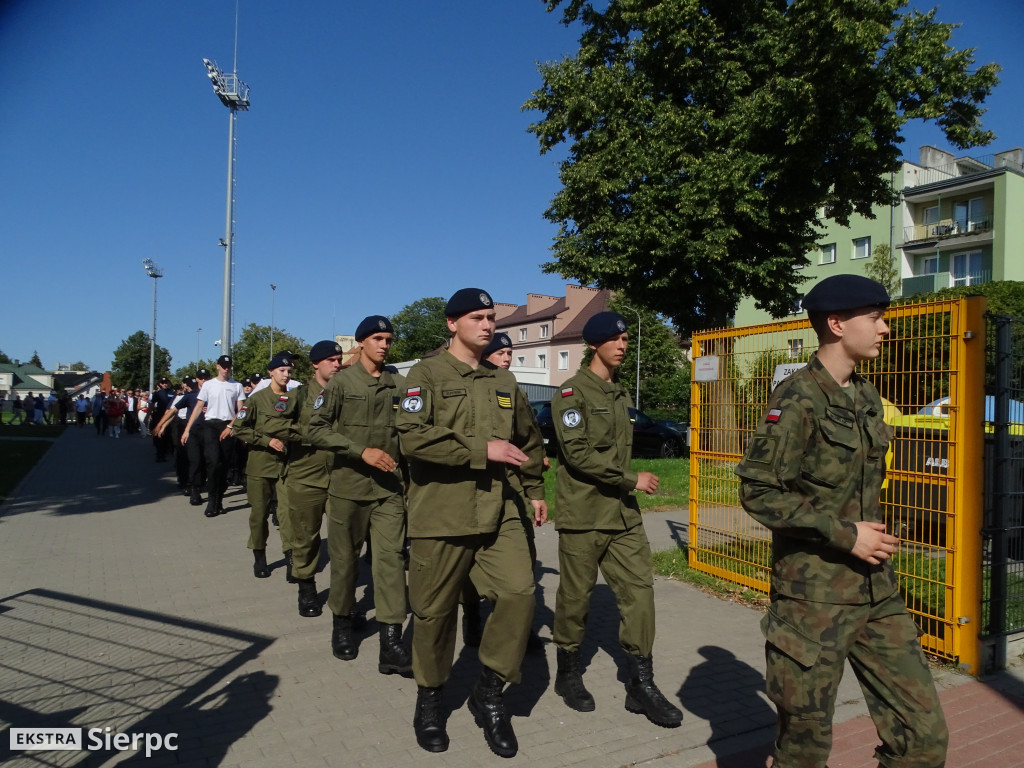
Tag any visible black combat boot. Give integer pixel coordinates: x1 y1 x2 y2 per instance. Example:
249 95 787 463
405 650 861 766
554 648 595 712
283 550 296 583
297 579 321 618
378 623 412 675
252 549 271 579
189 486 203 506
413 686 448 753
468 666 517 758
624 654 683 727
331 613 358 660
203 493 219 518
462 600 483 648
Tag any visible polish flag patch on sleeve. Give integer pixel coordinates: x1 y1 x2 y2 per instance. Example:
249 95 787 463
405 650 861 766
765 408 782 423
561 387 574 397
407 387 421 397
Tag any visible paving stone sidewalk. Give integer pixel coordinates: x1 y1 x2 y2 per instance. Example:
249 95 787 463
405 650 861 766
1 427 1021 767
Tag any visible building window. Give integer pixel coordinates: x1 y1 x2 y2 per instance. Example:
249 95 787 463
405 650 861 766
540 324 549 339
788 339 803 359
791 298 803 316
921 256 938 275
820 243 836 265
954 197 986 232
519 328 527 342
537 353 547 369
558 351 569 370
853 237 870 260
952 251 983 286
516 356 525 367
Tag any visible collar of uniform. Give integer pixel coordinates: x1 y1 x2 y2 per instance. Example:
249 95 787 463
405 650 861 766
806 353 862 409
580 366 619 393
442 350 495 378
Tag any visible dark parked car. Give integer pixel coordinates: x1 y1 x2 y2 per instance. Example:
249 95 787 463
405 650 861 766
534 403 688 458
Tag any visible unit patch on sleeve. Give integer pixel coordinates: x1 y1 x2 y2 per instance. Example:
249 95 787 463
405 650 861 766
313 392 324 410
496 391 512 409
562 409 582 428
237 406 247 420
402 395 423 413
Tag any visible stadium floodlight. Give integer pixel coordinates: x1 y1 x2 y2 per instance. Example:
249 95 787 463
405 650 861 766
142 259 164 395
201 56 250 358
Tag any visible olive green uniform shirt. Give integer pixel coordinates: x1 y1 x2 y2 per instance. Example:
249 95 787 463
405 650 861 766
735 354 897 605
231 386 296 480
281 381 333 490
307 363 404 501
396 351 545 538
551 368 642 531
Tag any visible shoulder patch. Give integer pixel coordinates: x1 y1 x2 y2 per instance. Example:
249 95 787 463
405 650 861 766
765 408 782 424
402 395 423 413
313 391 325 410
562 408 582 428
237 406 247 420
561 387 574 397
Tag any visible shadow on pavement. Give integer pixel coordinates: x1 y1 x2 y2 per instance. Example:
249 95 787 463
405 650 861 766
0 588 276 767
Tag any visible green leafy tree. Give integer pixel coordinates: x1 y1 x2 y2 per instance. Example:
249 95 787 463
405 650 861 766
174 359 218 382
68 361 89 371
389 297 449 362
866 244 902 296
29 350 43 368
0 349 11 364
231 323 312 384
111 331 172 390
525 0 999 334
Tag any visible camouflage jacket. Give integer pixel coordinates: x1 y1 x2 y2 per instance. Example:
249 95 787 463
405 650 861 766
735 353 898 604
551 367 641 531
396 351 545 538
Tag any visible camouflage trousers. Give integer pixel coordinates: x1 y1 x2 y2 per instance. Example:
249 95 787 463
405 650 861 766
762 593 947 768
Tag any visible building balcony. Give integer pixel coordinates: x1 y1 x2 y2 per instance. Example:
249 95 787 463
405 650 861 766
901 269 993 297
903 217 992 244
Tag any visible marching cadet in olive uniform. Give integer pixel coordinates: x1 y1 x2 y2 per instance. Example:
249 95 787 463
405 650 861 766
461 331 546 654
231 353 297 583
396 289 547 758
307 321 413 674
278 341 343 618
550 311 683 727
736 275 947 768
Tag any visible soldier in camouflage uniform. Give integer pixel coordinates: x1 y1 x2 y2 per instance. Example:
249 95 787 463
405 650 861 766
550 311 683 727
396 288 547 758
736 275 947 768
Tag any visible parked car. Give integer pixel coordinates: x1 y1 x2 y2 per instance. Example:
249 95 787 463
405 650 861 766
534 403 688 458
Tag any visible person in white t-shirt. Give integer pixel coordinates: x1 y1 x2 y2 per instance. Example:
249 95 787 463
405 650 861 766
182 354 245 517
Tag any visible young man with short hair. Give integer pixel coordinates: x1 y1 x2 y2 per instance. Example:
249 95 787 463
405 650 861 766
396 289 546 757
550 311 682 727
309 319 412 672
736 274 947 768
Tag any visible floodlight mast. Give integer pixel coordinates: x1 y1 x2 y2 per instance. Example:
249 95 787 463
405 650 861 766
142 259 164 395
202 57 249 358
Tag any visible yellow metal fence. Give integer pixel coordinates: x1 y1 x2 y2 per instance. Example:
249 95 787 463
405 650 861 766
689 296 987 670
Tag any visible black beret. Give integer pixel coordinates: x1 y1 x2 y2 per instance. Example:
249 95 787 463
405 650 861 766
309 339 344 363
355 316 393 342
445 288 494 318
267 351 293 371
482 332 513 359
583 311 629 345
216 355 232 369
802 274 890 313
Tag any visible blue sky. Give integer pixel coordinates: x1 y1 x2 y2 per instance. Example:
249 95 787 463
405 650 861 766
2 1 1021 374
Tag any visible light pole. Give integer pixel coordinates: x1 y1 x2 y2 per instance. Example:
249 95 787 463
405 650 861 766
270 284 277 358
196 328 202 363
202 56 249 358
621 304 642 411
142 259 164 395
